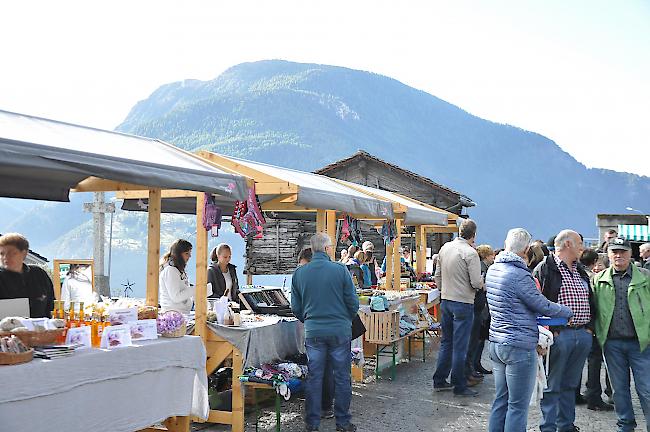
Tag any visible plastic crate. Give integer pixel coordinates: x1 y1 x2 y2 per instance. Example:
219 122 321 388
359 310 400 344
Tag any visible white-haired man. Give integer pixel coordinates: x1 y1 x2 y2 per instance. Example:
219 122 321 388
640 242 650 271
291 232 359 432
487 228 572 432
533 230 595 432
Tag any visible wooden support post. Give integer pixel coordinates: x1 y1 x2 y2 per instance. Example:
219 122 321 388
316 209 326 233
162 416 190 432
231 347 245 432
416 225 426 275
195 193 208 342
393 219 403 290
146 189 161 307
326 210 336 259
385 242 393 289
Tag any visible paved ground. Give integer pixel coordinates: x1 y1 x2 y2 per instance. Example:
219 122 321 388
196 338 648 431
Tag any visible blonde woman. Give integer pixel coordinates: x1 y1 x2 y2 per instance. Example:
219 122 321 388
208 243 240 301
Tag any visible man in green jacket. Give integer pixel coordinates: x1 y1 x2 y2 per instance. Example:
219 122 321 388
291 232 359 432
592 237 650 432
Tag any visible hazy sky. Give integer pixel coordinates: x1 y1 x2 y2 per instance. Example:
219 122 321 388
1 1 648 176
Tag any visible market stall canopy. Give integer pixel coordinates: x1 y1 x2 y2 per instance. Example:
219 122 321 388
618 224 649 242
195 152 395 219
0 110 249 201
332 179 448 226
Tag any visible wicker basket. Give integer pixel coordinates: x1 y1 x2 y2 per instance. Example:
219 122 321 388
161 322 186 338
0 349 34 366
0 329 65 347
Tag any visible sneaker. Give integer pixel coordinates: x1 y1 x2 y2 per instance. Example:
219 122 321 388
433 381 454 392
321 409 335 419
454 388 479 397
587 401 614 411
575 394 587 405
605 395 614 405
305 425 319 432
336 423 357 432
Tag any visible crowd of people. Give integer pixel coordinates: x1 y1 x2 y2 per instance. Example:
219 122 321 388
2 221 649 432
431 221 650 432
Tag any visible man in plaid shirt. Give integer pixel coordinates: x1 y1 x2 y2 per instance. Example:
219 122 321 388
533 230 595 432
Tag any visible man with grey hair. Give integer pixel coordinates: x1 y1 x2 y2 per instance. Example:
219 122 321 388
533 229 595 432
487 228 572 432
291 232 359 432
433 219 483 396
640 242 650 270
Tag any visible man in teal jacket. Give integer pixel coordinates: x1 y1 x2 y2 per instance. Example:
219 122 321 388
291 232 359 432
592 237 650 432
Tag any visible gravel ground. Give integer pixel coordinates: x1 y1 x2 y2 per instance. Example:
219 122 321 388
195 338 647 432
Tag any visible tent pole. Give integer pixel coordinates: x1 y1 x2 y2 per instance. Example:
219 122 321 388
146 189 161 307
195 193 208 342
326 210 336 259
393 219 403 290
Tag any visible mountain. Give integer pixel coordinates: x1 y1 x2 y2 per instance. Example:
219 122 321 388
2 60 648 293
116 59 650 244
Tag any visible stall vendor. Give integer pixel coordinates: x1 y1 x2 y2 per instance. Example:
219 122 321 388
208 243 240 302
0 232 54 318
159 239 194 314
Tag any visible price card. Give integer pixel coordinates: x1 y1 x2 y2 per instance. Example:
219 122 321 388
108 307 138 325
100 324 132 349
65 326 92 349
128 319 158 341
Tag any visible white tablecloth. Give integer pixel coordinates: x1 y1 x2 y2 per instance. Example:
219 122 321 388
0 336 209 432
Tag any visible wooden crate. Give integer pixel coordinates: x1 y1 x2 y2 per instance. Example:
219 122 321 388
359 310 400 344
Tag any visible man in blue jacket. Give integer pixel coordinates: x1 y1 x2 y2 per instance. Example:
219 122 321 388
291 232 360 432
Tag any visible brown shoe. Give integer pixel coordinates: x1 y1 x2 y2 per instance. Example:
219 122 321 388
467 376 482 387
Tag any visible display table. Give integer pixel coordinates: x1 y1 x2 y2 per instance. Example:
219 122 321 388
207 317 305 368
193 316 306 430
0 336 209 432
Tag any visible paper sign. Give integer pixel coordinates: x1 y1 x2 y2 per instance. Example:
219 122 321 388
65 326 92 349
128 319 158 341
108 307 138 325
100 324 132 349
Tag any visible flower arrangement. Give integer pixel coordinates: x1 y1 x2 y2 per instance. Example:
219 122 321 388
157 310 186 338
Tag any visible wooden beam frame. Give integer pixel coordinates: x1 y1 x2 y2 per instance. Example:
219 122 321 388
326 210 337 259
73 176 151 192
146 189 161 307
415 225 426 275
195 193 208 342
392 219 403 290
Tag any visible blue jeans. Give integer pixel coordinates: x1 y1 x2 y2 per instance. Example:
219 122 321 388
488 343 538 432
322 358 334 411
433 300 474 393
305 335 352 428
603 339 650 432
540 328 592 432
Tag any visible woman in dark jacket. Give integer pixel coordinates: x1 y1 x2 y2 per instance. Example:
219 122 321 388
208 243 239 302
